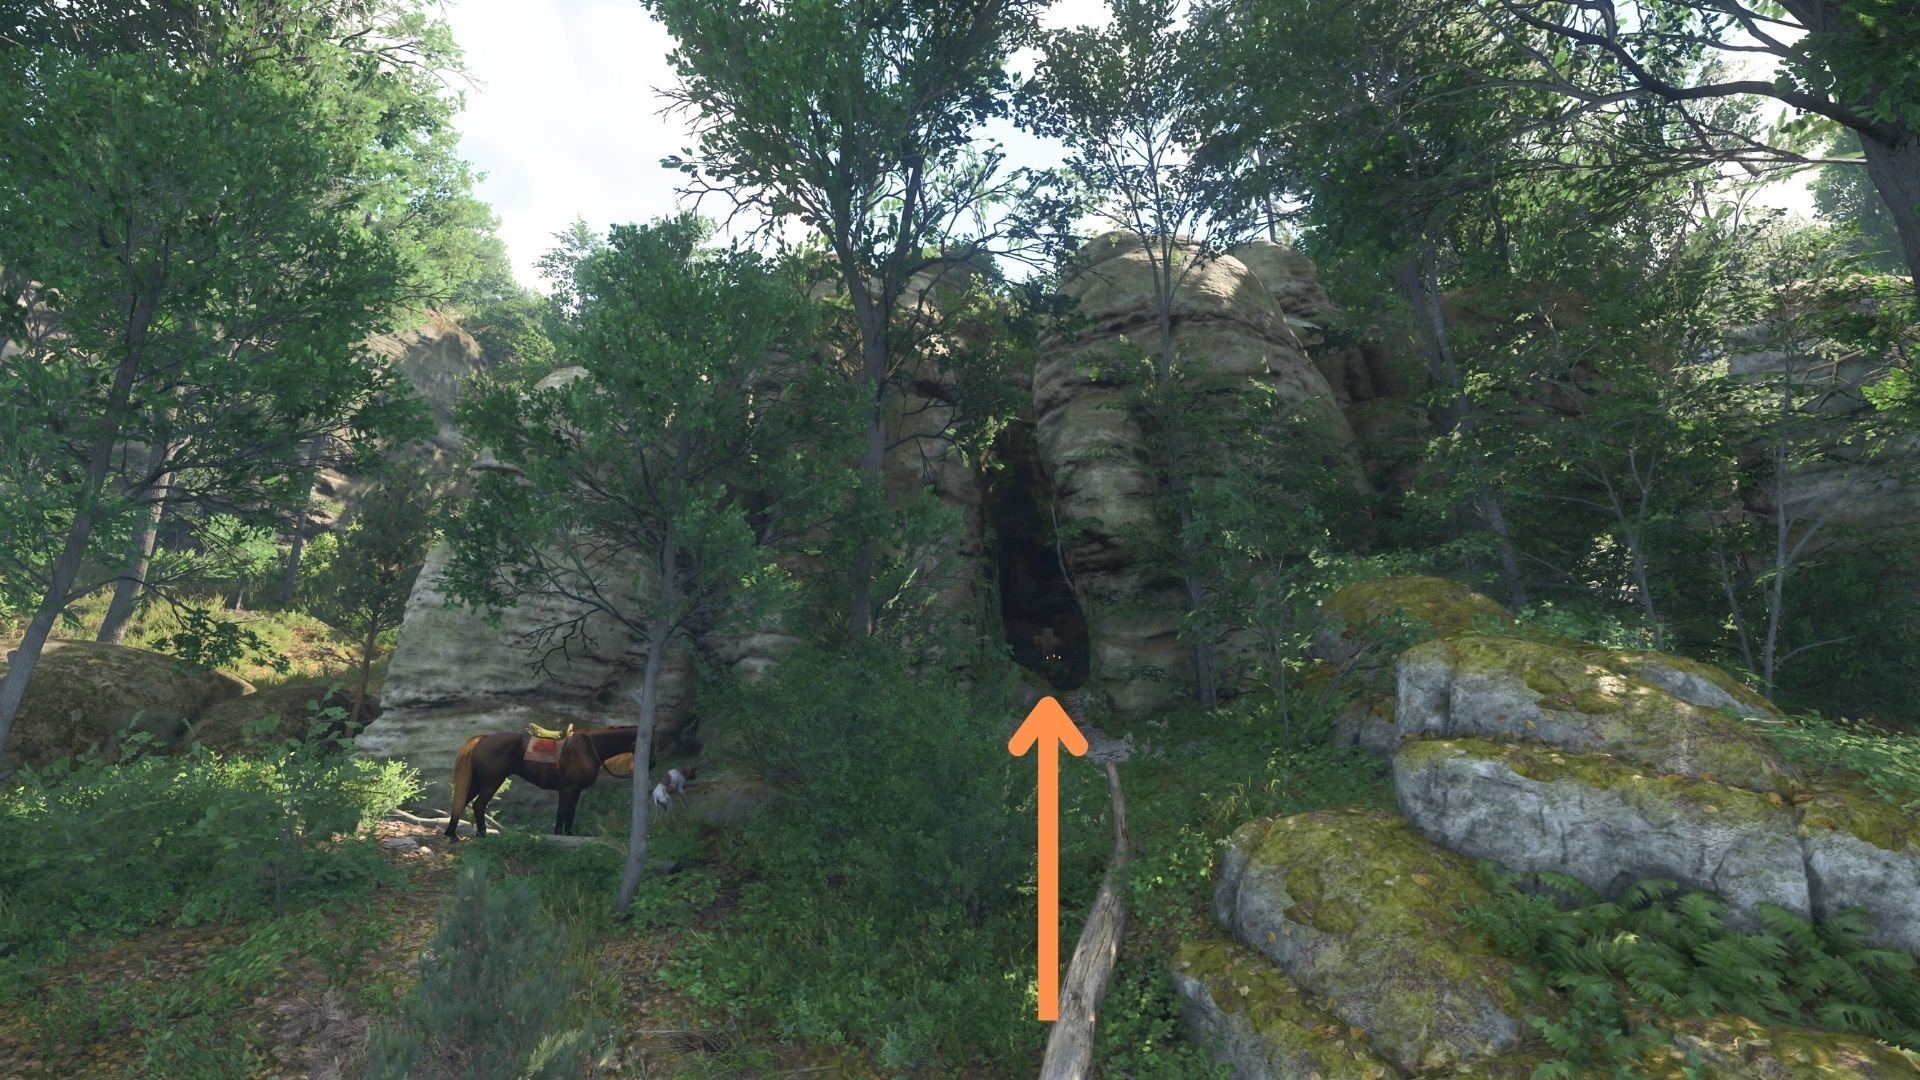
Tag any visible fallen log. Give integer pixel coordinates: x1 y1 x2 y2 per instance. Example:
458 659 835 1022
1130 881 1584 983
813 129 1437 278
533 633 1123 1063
1038 758 1132 1080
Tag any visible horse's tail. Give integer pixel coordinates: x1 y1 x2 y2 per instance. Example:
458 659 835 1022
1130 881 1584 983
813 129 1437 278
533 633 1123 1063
447 735 483 834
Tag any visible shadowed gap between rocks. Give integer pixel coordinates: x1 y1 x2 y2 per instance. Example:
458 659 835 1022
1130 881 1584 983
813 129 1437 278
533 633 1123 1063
985 420 1088 690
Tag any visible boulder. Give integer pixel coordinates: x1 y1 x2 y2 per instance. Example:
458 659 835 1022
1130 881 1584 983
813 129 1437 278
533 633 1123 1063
356 540 699 810
1654 1014 1920 1078
0 639 252 771
192 681 379 753
1311 576 1515 675
1394 635 1795 794
1393 738 1810 931
1213 807 1531 1072
1169 937 1397 1080
1037 232 1364 719
1794 785 1920 956
1330 692 1398 757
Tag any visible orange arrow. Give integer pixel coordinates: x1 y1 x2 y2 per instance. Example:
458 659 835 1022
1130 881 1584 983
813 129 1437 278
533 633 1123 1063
1008 695 1088 1022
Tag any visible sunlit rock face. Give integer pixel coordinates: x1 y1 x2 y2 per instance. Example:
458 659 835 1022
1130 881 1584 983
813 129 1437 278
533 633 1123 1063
1034 231 1367 720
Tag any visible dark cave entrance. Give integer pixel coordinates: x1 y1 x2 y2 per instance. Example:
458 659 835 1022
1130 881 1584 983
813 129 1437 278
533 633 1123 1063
984 420 1089 689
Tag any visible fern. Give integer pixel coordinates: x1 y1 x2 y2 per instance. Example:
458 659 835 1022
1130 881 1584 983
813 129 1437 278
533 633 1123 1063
1462 863 1920 1071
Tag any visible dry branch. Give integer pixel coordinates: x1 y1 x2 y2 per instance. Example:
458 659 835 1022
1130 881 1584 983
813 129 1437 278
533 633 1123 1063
1038 758 1132 1080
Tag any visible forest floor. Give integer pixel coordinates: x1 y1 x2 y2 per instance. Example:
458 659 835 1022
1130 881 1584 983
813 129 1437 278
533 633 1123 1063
0 810 889 1079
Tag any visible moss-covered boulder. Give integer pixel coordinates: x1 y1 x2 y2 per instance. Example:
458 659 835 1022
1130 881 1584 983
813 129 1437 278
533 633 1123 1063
1794 785 1920 956
0 639 253 771
1587 648 1779 719
1393 738 1810 932
1169 937 1398 1079
1332 692 1398 757
191 682 380 754
1312 576 1515 672
1395 636 1795 794
1654 1014 1920 1078
1214 807 1531 1072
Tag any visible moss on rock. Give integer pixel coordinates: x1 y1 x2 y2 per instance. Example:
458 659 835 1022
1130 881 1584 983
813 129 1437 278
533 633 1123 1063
1657 1014 1920 1078
1169 937 1398 1079
0 639 254 771
1397 635 1796 795
1216 807 1533 1073
1325 577 1514 637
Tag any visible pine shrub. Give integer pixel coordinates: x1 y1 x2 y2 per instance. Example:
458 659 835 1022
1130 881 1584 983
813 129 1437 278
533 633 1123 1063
362 862 605 1079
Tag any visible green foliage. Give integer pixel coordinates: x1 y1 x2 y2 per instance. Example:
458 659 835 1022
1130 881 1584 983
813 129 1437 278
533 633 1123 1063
667 643 1042 1070
0 727 416 965
1463 865 1920 1074
362 863 607 1079
196 513 283 607
1094 955 1235 1080
309 459 438 668
152 603 293 677
1814 131 1909 275
1747 712 1920 814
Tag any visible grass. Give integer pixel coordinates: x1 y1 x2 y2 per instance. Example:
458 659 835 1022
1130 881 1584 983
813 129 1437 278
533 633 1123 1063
4 585 388 692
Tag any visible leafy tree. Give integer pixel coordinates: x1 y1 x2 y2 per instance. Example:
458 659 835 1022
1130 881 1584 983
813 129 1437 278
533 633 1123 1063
1814 129 1910 275
1454 0 1920 300
0 40 436 757
1022 0 1268 710
1183 382 1351 743
310 459 440 728
641 0 1066 648
440 214 856 912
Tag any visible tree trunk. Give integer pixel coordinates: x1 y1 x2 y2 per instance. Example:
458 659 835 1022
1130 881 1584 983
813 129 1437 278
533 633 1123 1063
1710 518 1756 675
845 290 891 651
1152 255 1218 711
617 523 678 913
278 437 326 606
616 637 666 914
1859 129 1920 303
1478 485 1529 611
350 617 380 728
98 441 173 645
0 279 157 758
1037 759 1131 1080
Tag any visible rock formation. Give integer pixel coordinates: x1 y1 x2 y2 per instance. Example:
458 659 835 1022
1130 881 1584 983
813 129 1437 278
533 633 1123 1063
1034 232 1368 720
1177 575 1920 1077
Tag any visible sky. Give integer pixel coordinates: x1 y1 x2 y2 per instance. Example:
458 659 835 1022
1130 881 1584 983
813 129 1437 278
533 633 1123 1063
440 0 1818 294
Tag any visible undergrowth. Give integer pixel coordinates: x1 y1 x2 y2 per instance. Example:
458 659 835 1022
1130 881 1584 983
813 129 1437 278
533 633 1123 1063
0 720 417 970
1462 865 1920 1077
1747 711 1920 813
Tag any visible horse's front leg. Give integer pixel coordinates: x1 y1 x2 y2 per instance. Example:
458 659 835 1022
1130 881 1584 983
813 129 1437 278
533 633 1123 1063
556 787 583 836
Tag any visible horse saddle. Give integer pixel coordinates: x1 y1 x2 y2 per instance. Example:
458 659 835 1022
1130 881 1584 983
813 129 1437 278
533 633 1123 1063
523 722 575 765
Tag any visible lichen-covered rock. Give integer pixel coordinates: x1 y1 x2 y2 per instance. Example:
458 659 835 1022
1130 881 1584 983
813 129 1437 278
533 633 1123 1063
1169 937 1398 1079
1655 1013 1920 1078
1037 231 1363 719
1214 807 1530 1072
0 639 253 771
1582 648 1779 719
1332 692 1399 757
1395 636 1795 793
1393 738 1810 932
192 681 380 752
1312 576 1515 672
1794 785 1920 956
358 538 701 810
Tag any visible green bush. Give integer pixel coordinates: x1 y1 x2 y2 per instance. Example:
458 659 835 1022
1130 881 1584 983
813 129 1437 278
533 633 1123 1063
362 862 606 1079
1462 865 1920 1075
0 721 417 964
668 642 1050 1071
1747 711 1920 814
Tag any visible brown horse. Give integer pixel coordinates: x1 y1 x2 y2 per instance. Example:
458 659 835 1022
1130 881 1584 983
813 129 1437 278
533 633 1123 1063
445 725 641 839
